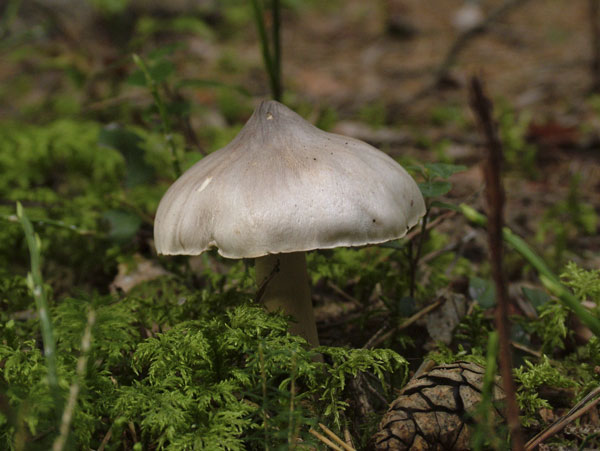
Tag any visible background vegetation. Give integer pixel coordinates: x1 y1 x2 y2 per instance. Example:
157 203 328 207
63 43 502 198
0 0 599 449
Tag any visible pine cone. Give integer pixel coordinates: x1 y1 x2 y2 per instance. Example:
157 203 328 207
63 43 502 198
373 361 505 450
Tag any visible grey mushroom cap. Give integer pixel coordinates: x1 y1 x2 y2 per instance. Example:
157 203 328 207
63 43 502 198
154 100 426 258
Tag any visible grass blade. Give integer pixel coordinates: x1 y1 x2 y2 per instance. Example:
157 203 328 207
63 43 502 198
16 202 59 396
460 203 600 336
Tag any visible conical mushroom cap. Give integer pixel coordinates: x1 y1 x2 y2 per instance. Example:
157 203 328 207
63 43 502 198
154 100 426 258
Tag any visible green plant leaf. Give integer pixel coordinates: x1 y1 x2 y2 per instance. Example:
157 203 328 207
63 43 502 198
424 163 467 179
102 209 142 243
430 200 461 211
522 286 551 310
418 180 452 198
469 277 496 308
127 60 175 87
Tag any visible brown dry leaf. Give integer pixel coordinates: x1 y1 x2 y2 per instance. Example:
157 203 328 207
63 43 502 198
425 293 467 345
110 254 169 294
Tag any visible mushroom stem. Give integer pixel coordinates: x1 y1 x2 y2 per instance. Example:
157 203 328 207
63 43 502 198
255 252 320 347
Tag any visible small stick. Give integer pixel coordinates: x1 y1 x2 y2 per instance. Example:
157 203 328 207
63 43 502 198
318 423 356 451
378 211 457 251
128 422 137 443
407 210 456 243
434 0 531 84
399 0 532 108
510 340 542 358
413 359 437 379
327 281 363 307
97 426 112 451
362 296 447 349
469 76 524 450
255 258 280 303
52 309 96 451
343 427 354 449
525 386 600 450
309 428 344 451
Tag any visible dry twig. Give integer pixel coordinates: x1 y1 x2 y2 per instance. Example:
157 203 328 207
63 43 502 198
362 295 447 349
524 386 600 450
52 310 96 451
317 423 356 451
398 0 532 107
309 428 344 451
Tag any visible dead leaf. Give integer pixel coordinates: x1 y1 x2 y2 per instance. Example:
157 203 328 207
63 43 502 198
110 254 169 294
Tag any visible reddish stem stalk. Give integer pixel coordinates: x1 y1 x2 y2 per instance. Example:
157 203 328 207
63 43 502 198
469 76 525 450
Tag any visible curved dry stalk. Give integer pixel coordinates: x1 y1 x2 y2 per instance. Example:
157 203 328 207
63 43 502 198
525 386 600 450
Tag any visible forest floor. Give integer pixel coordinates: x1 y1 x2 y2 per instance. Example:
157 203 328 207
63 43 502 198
1 0 600 449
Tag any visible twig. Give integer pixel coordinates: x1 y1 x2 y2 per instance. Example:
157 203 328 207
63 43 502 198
349 374 373 420
524 386 600 450
318 423 356 451
287 351 298 447
360 373 389 406
52 309 96 451
127 422 137 443
97 426 112 451
399 0 532 107
258 343 270 450
362 295 447 349
326 281 363 308
510 340 542 359
436 0 531 83
255 259 280 303
469 76 524 450
378 210 457 250
343 427 355 449
309 428 344 451
413 359 437 379
420 238 463 265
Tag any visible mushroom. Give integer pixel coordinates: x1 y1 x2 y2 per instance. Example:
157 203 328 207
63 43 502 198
154 100 425 347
